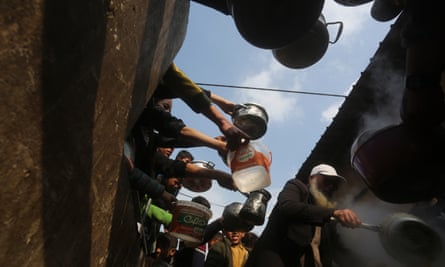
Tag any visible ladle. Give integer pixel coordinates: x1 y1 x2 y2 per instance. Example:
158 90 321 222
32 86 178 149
335 213 442 266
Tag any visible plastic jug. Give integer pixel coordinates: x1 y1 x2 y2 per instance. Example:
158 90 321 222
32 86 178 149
227 141 272 193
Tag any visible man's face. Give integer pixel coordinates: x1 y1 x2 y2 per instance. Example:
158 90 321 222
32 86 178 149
311 174 341 199
157 147 174 158
155 98 173 113
177 156 192 164
165 177 182 194
224 231 245 246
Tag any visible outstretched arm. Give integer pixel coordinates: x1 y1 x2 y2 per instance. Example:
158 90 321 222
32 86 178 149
162 63 249 149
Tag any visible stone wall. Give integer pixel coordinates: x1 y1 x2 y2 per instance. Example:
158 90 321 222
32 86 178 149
0 0 189 265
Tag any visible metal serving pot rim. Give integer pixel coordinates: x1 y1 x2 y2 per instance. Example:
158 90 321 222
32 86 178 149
191 160 215 169
182 160 214 192
233 103 269 121
232 103 269 139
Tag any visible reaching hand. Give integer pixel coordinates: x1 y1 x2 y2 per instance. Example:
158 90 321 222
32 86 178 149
221 124 250 150
332 209 362 228
161 191 177 211
216 175 237 191
123 155 134 173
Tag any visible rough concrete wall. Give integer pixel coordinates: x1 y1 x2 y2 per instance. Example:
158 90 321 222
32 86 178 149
0 0 189 266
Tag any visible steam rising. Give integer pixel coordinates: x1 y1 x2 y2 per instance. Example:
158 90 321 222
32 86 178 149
339 57 445 266
357 57 405 135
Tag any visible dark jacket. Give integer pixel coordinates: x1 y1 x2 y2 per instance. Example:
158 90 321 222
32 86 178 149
258 179 334 248
131 103 186 176
248 178 363 267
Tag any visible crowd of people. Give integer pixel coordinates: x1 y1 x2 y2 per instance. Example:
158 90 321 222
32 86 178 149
119 0 445 265
121 59 445 267
120 61 377 266
122 62 254 266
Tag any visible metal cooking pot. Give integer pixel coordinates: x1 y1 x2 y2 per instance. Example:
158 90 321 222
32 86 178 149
232 103 268 140
239 189 272 225
182 160 213 192
350 124 445 203
370 0 403 22
229 0 324 49
333 0 372 6
222 202 254 232
360 213 442 266
272 14 343 69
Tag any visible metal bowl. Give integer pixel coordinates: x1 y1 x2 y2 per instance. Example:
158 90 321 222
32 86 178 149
182 160 214 192
232 103 268 140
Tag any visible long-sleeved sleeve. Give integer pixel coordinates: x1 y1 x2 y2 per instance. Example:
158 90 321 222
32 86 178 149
278 179 334 225
128 167 165 198
156 63 212 113
152 152 187 178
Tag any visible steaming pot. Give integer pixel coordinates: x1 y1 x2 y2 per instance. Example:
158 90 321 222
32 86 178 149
182 160 213 192
362 213 442 266
229 0 324 49
272 14 343 69
350 124 445 203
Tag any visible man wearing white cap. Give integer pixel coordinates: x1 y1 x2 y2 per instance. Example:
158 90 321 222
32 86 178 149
245 163 368 267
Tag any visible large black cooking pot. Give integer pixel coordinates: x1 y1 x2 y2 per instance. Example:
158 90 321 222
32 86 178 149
230 0 325 49
360 212 443 266
333 0 372 6
351 124 445 203
272 14 343 69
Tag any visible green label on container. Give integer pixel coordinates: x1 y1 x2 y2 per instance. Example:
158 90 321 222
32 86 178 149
177 214 208 227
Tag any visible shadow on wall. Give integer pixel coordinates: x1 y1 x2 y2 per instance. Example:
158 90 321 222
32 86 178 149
41 0 108 265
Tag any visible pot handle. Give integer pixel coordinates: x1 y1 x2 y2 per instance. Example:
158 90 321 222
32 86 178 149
233 103 249 111
360 222 381 232
326 21 343 44
330 217 381 232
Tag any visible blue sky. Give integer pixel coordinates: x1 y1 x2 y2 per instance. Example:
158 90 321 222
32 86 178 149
171 1 394 233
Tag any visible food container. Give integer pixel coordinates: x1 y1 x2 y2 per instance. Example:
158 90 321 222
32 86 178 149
239 189 272 225
182 160 214 192
230 0 324 49
360 213 443 266
227 140 272 193
232 103 268 140
272 14 343 69
169 200 212 243
222 202 254 232
350 124 444 203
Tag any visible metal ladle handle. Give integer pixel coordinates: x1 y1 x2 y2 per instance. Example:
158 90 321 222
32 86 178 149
330 217 381 232
359 222 381 232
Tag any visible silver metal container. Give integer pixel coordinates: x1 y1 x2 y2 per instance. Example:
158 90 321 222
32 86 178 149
182 160 214 192
232 103 268 140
